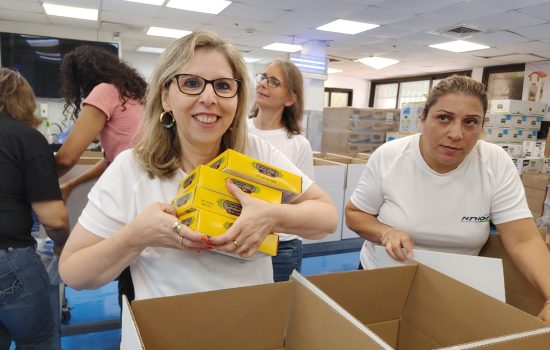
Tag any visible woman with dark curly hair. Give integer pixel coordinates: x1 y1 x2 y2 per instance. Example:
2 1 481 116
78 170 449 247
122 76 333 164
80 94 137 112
55 45 146 306
56 45 147 199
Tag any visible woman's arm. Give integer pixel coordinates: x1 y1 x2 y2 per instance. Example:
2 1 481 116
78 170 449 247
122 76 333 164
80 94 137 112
345 201 414 262
59 203 211 290
208 181 337 258
60 159 108 201
32 200 70 250
496 218 550 322
56 105 106 177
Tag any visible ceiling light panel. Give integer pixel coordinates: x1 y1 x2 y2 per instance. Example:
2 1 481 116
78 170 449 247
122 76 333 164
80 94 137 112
43 3 98 21
243 57 261 63
316 19 379 35
357 57 399 70
147 27 192 38
262 43 302 53
166 0 232 14
328 68 343 73
123 0 165 5
429 40 490 53
137 46 165 54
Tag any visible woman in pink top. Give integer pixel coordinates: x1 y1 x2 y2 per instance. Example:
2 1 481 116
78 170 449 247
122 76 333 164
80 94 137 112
56 45 147 199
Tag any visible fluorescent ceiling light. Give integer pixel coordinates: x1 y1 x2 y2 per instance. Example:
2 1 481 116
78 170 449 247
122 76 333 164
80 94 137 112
357 57 399 70
123 0 165 5
137 46 165 54
328 68 343 74
429 40 489 53
243 57 261 63
43 3 98 21
166 0 231 14
262 43 302 53
147 27 192 38
316 19 379 35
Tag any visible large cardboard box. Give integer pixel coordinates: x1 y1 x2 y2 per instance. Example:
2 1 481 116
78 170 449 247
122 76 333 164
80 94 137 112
120 277 392 350
479 234 550 317
306 264 550 349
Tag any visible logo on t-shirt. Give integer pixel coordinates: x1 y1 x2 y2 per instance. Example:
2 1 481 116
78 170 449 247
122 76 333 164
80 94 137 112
460 215 490 223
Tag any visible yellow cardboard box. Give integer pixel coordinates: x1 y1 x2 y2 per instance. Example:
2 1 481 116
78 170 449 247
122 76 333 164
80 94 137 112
206 149 302 195
179 165 282 204
173 186 241 219
179 209 278 256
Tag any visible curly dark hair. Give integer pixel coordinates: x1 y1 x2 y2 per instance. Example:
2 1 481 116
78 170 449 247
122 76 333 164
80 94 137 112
59 45 147 121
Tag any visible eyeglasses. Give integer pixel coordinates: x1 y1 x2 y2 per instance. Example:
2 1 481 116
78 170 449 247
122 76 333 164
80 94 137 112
172 74 240 98
255 73 281 88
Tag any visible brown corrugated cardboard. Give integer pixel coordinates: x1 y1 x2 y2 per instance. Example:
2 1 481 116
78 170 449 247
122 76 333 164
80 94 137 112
521 171 550 189
479 234 550 317
306 264 550 349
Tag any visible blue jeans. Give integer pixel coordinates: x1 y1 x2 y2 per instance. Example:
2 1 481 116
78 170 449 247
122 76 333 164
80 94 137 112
0 246 55 350
272 239 303 282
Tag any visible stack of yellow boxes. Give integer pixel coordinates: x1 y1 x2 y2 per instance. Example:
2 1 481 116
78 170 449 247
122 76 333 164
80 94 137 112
173 149 302 257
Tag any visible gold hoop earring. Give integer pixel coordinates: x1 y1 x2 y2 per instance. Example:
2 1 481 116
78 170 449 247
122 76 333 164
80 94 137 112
159 111 175 129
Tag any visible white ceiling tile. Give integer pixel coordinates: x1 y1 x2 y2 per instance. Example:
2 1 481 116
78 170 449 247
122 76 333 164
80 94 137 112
513 23 550 40
237 0 313 11
473 30 533 47
518 2 550 21
0 9 50 25
219 3 287 22
426 2 504 23
467 47 513 58
347 5 415 25
476 0 550 11
468 10 546 32
375 0 463 14
0 1 43 12
291 0 367 17
490 53 550 63
389 14 458 33
504 41 550 56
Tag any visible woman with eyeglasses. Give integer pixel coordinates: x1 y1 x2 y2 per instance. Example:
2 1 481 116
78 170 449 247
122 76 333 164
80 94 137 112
248 61 314 281
58 31 337 305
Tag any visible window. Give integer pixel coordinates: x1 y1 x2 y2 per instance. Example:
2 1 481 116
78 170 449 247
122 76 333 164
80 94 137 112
398 80 430 107
324 88 353 107
482 64 525 101
373 83 398 108
370 71 472 108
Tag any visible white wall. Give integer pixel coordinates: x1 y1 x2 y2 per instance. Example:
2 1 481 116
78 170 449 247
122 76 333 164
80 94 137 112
324 75 370 108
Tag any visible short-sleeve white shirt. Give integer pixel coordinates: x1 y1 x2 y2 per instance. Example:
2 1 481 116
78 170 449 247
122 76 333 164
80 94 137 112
247 118 314 241
350 133 531 269
79 133 313 300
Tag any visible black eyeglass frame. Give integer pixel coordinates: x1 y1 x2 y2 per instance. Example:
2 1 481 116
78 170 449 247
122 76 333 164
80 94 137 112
255 73 281 88
172 73 241 98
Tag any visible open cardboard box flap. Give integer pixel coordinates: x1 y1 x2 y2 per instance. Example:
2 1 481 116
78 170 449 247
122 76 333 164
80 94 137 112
121 277 387 350
306 264 550 349
479 233 550 316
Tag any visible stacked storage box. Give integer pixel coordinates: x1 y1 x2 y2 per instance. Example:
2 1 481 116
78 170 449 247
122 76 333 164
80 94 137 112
485 100 546 174
322 107 399 154
521 171 550 220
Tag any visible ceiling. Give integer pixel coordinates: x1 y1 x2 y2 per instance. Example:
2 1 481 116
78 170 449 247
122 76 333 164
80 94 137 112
1 0 550 80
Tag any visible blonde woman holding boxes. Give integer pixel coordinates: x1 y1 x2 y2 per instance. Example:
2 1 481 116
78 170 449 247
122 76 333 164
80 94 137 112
248 60 314 282
346 75 550 323
59 30 337 304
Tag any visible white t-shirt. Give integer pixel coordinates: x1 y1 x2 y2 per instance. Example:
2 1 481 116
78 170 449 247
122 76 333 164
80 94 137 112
79 134 313 300
247 118 315 241
350 133 532 269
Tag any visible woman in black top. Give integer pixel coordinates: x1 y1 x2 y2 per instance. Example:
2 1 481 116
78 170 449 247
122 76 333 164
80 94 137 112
0 68 69 349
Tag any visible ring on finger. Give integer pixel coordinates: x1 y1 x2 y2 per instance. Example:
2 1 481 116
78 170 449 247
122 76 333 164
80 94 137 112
179 235 184 246
172 221 183 235
233 240 240 248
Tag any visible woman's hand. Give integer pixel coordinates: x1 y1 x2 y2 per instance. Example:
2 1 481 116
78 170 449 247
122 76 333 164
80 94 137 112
208 180 276 258
60 182 73 202
126 202 210 253
380 228 414 263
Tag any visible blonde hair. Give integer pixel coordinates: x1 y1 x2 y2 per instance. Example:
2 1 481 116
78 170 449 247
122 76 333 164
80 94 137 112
0 68 41 127
249 60 304 136
135 30 249 178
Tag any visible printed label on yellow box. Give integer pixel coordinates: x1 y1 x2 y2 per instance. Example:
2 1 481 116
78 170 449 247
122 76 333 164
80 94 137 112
178 165 282 204
206 149 302 195
174 186 242 219
179 209 278 256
